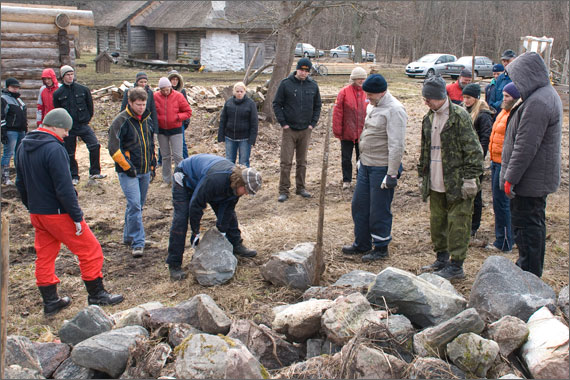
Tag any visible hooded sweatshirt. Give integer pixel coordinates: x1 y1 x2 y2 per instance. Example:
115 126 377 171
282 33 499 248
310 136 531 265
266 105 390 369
15 129 83 222
500 52 562 197
168 70 191 129
37 68 60 126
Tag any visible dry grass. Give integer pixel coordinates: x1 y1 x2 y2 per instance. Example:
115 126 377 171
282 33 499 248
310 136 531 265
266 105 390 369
3 53 568 341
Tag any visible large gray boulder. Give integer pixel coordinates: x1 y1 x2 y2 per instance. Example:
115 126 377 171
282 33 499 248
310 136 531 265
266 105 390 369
446 333 500 378
227 320 304 369
413 308 485 357
143 306 194 331
340 341 407 379
468 255 556 322
52 358 94 379
32 342 70 378
59 305 114 346
333 270 376 289
485 315 529 356
71 325 149 378
174 333 265 379
418 272 462 297
5 335 42 372
367 267 467 327
111 301 164 328
302 285 363 301
168 323 203 347
260 242 316 290
272 298 333 342
189 228 237 286
175 294 231 334
4 364 44 379
558 285 569 320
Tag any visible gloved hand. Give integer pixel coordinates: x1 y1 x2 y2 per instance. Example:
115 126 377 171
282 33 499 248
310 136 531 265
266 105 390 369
74 222 83 236
149 156 157 183
124 167 137 178
461 178 478 199
191 232 200 248
149 169 156 183
504 181 516 199
1 127 7 145
173 172 184 186
356 160 361 171
381 175 398 189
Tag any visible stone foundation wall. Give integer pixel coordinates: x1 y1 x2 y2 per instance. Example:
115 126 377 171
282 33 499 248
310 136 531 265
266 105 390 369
200 31 244 71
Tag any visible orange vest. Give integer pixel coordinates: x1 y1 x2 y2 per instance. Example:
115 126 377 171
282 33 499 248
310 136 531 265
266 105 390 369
488 109 510 163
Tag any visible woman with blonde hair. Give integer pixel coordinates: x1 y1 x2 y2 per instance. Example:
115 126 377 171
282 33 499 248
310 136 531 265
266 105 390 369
218 82 258 167
461 83 494 237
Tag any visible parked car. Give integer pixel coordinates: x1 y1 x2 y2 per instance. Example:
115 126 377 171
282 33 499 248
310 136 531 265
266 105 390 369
405 53 456 78
330 45 375 61
443 56 494 79
295 43 323 58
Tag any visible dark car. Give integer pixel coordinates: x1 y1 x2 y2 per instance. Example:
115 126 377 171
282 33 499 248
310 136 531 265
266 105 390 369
443 56 494 79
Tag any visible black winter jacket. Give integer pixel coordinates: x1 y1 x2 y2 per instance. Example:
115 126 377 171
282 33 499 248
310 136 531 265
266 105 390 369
120 86 159 133
53 81 93 126
466 105 493 158
218 95 258 145
1 89 28 132
15 129 83 222
272 72 322 130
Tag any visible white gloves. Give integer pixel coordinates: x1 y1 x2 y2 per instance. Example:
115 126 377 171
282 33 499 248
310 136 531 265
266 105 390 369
191 233 201 248
173 172 184 187
461 178 478 199
74 222 83 236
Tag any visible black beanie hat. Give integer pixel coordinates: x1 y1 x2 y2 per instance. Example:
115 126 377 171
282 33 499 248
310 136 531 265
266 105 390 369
362 74 387 93
422 75 447 100
296 58 312 70
462 83 481 99
135 71 148 84
5 77 20 87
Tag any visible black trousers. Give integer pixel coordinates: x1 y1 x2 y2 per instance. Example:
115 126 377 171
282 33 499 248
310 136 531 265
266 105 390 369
511 195 547 277
471 174 484 233
341 140 359 183
63 124 101 179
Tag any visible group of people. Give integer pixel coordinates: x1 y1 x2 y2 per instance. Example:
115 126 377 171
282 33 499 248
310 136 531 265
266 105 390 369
7 49 562 316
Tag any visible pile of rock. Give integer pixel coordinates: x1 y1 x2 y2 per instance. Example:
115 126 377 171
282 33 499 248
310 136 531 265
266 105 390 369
5 255 569 379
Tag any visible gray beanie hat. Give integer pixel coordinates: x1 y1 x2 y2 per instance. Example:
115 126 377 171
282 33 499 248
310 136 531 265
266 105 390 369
422 75 447 100
242 167 262 195
59 65 74 78
43 108 73 130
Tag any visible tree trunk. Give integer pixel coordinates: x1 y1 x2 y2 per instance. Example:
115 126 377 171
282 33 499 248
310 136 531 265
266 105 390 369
352 11 363 63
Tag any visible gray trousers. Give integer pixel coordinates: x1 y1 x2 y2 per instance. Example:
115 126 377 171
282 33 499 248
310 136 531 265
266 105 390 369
157 133 183 184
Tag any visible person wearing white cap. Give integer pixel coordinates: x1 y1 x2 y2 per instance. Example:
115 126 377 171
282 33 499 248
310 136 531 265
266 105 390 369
165 154 262 281
333 67 368 189
53 65 107 185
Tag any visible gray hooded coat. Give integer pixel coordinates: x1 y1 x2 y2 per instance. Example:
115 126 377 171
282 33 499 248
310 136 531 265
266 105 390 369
500 52 562 197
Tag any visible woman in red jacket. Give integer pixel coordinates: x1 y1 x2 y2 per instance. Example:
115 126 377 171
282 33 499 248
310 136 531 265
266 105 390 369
153 77 192 186
332 67 368 189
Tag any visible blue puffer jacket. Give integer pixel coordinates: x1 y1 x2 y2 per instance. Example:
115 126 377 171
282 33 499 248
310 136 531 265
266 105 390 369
490 73 512 111
15 129 83 222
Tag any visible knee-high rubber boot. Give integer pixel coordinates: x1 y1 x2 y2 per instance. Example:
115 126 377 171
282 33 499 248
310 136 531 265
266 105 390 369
84 277 124 306
38 284 71 316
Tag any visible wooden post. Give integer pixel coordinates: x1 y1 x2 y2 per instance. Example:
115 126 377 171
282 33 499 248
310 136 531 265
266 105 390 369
313 108 332 286
562 49 569 86
1 215 10 380
243 46 260 86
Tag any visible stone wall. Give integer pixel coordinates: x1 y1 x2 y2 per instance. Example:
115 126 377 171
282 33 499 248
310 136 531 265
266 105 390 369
200 30 244 71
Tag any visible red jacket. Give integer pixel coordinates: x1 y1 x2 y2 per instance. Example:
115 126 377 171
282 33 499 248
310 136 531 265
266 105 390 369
446 81 464 104
153 89 192 133
332 84 367 141
36 68 60 126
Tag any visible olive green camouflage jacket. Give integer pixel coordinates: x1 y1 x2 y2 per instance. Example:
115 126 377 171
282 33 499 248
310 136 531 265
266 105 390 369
417 99 484 202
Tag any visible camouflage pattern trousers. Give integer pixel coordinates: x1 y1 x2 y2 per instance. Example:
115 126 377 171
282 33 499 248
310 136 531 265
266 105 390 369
429 190 474 261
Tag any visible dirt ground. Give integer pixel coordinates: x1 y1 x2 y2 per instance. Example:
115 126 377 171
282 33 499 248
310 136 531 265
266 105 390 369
2 55 569 341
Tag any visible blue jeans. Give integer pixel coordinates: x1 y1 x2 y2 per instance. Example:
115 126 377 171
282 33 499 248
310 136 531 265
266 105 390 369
118 172 150 249
225 137 251 167
490 162 513 250
1 130 25 168
351 164 396 251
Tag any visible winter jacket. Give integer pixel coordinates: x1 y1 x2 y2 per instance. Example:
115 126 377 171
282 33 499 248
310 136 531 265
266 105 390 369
36 69 60 126
490 73 512 111
153 90 192 135
53 81 93 127
500 52 562 197
218 95 258 145
465 103 493 158
177 154 239 235
484 79 497 113
15 128 83 222
332 84 367 142
446 81 464 104
168 71 191 129
108 106 155 175
418 99 484 202
1 89 27 133
120 86 158 133
358 91 407 176
272 72 322 130
488 109 510 164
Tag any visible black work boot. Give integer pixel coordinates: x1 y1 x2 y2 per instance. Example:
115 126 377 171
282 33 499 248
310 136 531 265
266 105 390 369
233 243 257 258
420 251 450 272
38 285 71 316
434 259 465 280
84 277 124 306
362 245 389 262
341 244 370 255
169 265 187 281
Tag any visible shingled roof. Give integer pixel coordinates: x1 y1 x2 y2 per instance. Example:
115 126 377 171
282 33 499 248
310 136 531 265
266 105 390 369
86 0 152 28
130 1 275 31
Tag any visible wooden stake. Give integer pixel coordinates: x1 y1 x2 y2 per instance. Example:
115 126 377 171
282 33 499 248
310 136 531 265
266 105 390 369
313 108 332 285
243 46 261 86
1 215 10 380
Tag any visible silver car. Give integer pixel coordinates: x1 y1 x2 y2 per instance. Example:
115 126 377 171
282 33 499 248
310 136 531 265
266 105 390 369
295 43 322 58
330 45 375 61
405 53 456 78
443 56 494 79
